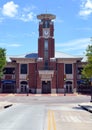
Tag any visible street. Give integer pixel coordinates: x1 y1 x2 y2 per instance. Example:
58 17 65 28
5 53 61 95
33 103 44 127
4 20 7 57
0 94 92 130
0 104 46 130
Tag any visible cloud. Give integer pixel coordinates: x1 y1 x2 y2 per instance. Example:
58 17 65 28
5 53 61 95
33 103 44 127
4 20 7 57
23 5 37 12
79 0 92 17
56 38 91 54
75 27 92 31
2 1 19 17
19 12 35 22
24 32 36 37
55 18 63 23
18 6 36 22
0 43 22 47
0 1 36 22
8 43 22 47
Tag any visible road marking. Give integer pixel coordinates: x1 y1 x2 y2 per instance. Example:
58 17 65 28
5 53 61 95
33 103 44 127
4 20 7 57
47 110 57 130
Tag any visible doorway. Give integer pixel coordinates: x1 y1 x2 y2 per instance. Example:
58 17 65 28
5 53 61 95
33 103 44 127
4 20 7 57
20 81 28 93
66 81 73 93
42 81 51 94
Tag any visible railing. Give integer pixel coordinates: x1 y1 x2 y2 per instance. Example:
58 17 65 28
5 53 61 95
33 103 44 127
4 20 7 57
77 85 91 94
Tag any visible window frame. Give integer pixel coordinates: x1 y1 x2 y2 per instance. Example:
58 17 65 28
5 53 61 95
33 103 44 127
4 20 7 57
20 64 28 74
65 64 72 74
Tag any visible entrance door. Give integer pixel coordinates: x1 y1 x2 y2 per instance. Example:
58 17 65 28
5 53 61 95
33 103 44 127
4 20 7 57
20 81 27 93
66 81 73 93
21 85 27 93
42 81 51 94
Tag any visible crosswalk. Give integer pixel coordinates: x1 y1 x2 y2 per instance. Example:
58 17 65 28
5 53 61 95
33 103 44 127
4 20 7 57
45 108 92 130
59 114 92 123
53 109 92 123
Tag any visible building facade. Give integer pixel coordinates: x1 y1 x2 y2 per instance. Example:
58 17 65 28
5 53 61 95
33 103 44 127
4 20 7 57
0 14 83 94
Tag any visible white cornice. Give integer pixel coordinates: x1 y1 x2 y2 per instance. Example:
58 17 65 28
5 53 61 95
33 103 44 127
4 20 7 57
10 58 36 63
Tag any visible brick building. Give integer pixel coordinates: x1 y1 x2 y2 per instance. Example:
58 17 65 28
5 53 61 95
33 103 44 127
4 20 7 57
0 14 83 94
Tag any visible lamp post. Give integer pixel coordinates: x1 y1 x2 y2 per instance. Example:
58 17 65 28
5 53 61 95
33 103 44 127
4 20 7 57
26 85 29 96
90 78 92 102
26 75 29 96
64 74 66 96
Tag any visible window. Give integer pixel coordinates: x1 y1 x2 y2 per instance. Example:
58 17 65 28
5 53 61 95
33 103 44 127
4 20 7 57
44 60 48 70
44 39 48 51
43 20 50 28
3 68 15 74
44 51 48 59
20 64 27 74
65 64 72 74
44 39 48 59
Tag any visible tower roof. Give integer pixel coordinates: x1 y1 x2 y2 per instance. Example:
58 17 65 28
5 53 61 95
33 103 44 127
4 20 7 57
37 14 56 20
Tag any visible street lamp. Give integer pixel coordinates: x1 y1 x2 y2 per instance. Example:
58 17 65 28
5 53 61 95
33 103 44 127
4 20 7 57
90 78 92 102
64 74 66 96
26 75 29 96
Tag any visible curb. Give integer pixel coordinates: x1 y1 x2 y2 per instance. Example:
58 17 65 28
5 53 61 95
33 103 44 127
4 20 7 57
78 104 92 113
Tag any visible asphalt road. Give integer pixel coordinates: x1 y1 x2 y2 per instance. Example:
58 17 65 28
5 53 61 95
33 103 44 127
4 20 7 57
0 103 92 130
0 94 91 104
0 94 92 130
0 104 46 130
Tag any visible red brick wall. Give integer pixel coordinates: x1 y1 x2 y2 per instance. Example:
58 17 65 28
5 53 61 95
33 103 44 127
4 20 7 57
39 24 43 36
37 72 41 89
38 38 55 59
48 38 54 58
15 63 19 88
29 63 36 88
57 63 64 89
50 24 54 37
52 71 56 88
37 61 44 70
38 38 44 58
73 63 77 88
5 75 12 79
50 61 56 70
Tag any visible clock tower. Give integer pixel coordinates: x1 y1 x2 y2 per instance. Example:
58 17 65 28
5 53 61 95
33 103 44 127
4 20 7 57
37 14 56 69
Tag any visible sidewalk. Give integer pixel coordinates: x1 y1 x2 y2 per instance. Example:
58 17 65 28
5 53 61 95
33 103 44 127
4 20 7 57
79 102 92 113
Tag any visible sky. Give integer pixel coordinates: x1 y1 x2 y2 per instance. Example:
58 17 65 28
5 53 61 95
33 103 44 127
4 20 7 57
0 0 92 56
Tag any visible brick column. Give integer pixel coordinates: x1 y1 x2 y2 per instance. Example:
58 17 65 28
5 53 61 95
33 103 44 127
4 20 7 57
29 63 36 88
73 63 77 91
57 63 64 93
37 73 41 93
15 63 19 92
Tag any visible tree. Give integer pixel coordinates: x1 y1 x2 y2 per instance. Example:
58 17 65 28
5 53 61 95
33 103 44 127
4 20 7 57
82 39 92 79
0 48 6 78
81 38 92 102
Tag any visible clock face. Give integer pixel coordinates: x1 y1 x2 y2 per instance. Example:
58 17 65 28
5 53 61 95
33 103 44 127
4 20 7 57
44 30 49 35
43 29 50 38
